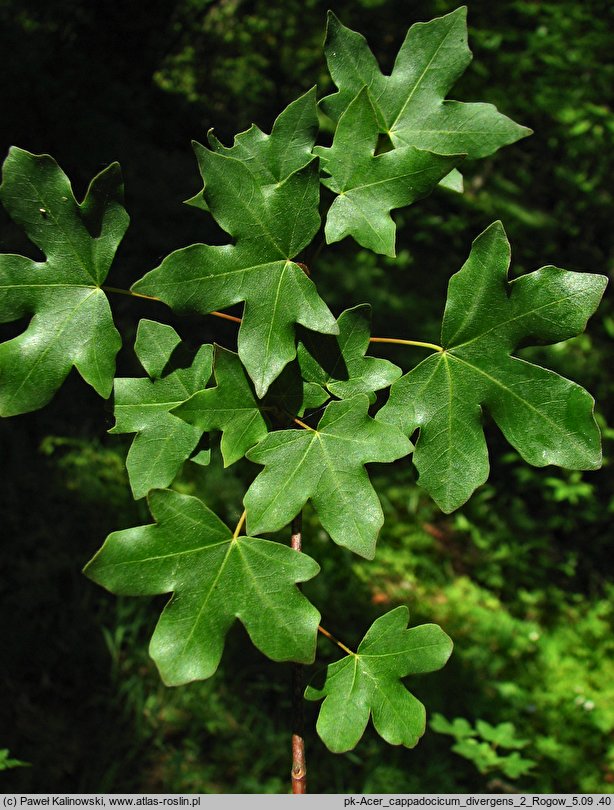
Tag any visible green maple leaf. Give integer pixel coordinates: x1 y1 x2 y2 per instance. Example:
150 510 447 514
475 720 529 750
111 320 213 499
378 222 607 513
305 606 452 752
244 395 412 559
298 304 402 402
430 713 475 740
186 89 319 210
207 88 318 184
173 345 269 467
321 8 531 159
174 348 330 467
132 93 338 398
499 752 535 779
0 148 127 416
315 88 462 256
84 489 321 685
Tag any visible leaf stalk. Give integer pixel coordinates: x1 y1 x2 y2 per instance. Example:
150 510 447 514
233 510 247 539
318 625 355 657
293 417 317 433
103 286 242 324
369 336 443 352
102 285 161 303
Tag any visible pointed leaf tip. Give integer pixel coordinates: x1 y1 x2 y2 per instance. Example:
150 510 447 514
321 6 531 161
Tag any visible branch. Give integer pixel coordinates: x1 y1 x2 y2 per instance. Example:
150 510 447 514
290 513 307 794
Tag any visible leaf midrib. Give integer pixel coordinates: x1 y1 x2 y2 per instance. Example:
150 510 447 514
259 263 288 390
388 20 456 133
3 289 99 407
0 283 96 291
447 289 595 352
359 641 449 661
343 163 440 195
251 433 318 526
177 539 236 658
443 248 495 347
97 536 231 568
317 433 367 545
209 156 298 259
141 258 286 290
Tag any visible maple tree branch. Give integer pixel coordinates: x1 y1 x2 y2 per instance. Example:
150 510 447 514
290 513 307 794
369 336 444 352
318 625 355 657
291 512 302 554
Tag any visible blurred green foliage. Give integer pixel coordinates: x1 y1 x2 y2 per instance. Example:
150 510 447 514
1 0 612 794
430 715 535 780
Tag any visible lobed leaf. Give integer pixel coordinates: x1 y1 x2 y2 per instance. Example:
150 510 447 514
0 148 127 415
207 88 319 185
297 304 402 402
321 8 531 158
173 345 269 467
315 88 462 255
111 324 213 499
378 222 608 512
305 606 452 752
132 94 338 398
174 346 333 467
84 489 321 685
245 395 412 559
430 713 475 740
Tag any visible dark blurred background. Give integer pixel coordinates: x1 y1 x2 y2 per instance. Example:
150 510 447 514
0 0 613 793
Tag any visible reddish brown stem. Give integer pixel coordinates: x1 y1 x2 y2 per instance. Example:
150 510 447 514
317 625 355 656
210 309 242 324
290 513 307 794
291 514 302 554
102 286 243 324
